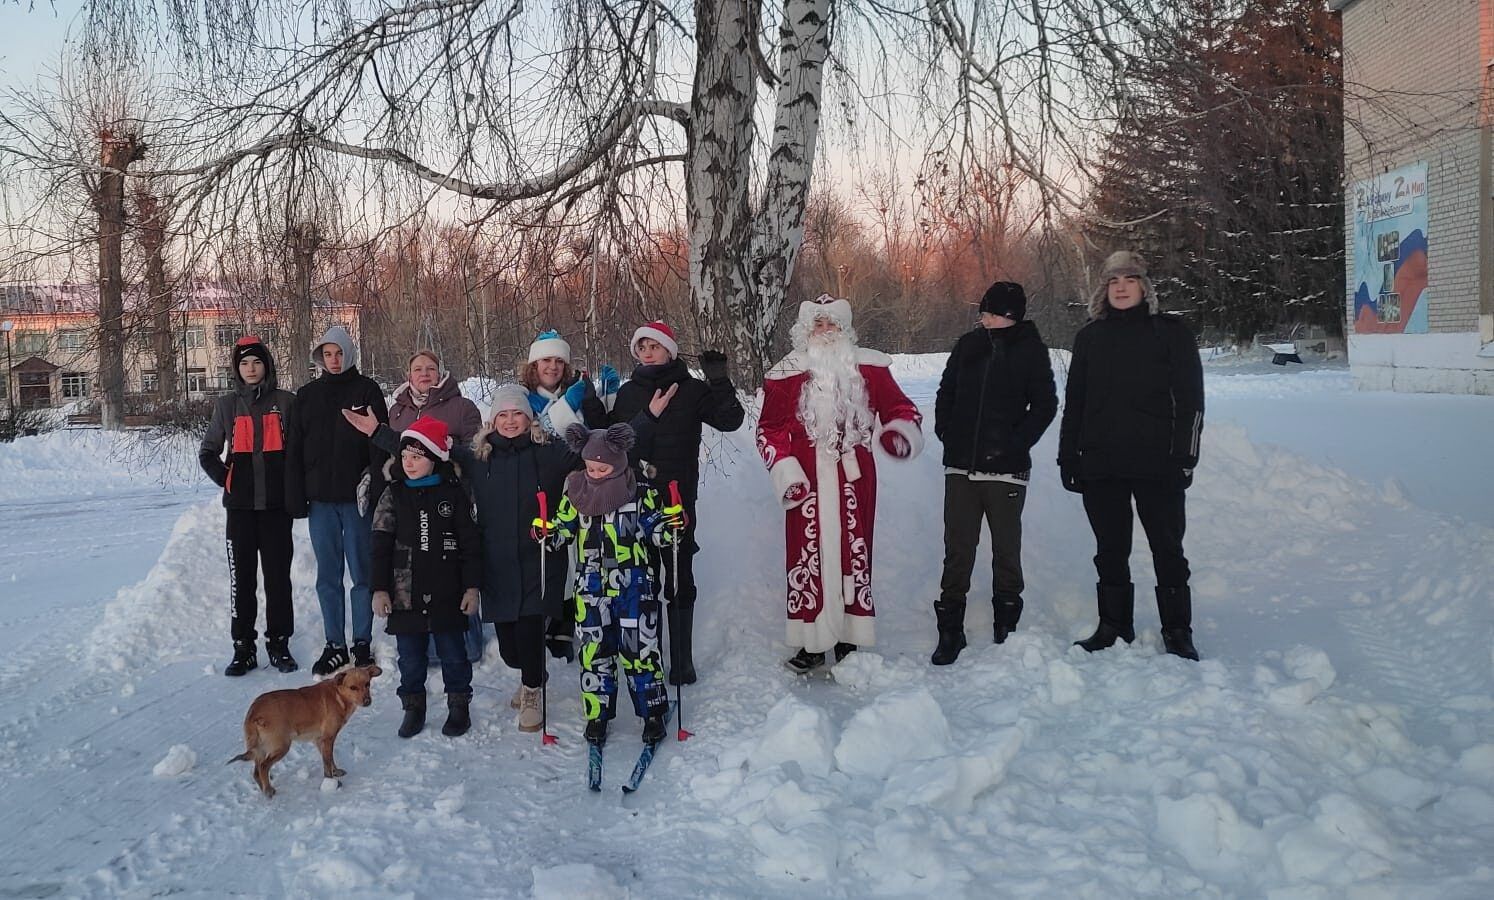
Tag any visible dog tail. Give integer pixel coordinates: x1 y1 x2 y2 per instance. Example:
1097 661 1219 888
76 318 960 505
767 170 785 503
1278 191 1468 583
226 750 253 765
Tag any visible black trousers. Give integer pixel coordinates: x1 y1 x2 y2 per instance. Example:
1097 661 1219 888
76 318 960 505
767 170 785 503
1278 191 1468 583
940 475 1026 602
226 508 294 644
653 497 699 610
495 616 547 688
1080 478 1190 587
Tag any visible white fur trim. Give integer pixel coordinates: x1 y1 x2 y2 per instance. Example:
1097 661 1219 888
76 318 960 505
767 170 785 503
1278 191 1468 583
765 346 892 380
770 457 811 509
544 392 584 434
631 325 678 360
877 417 924 461
528 336 572 364
798 296 854 332
401 428 452 461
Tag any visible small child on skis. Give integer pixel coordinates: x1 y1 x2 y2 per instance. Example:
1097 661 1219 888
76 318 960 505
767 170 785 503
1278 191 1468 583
371 417 483 739
533 423 685 750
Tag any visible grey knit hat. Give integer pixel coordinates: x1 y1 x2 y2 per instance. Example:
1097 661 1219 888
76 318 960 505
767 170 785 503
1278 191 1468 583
490 383 531 419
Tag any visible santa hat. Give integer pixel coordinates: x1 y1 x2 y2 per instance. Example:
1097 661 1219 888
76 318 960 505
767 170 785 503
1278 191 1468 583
527 329 572 364
631 320 678 360
797 293 854 332
401 416 452 462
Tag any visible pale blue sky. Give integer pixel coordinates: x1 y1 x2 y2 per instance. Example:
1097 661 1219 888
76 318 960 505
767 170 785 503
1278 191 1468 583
0 2 79 87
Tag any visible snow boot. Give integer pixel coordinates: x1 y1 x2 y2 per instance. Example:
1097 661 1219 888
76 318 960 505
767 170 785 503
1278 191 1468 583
784 648 827 674
224 641 258 677
398 694 426 738
1157 586 1200 661
993 592 1024 644
930 599 967 666
312 642 350 676
442 693 472 737
1075 583 1136 652
351 639 376 669
584 718 609 746
509 684 524 710
834 642 857 663
642 710 667 745
265 638 298 674
666 605 697 686
516 686 543 733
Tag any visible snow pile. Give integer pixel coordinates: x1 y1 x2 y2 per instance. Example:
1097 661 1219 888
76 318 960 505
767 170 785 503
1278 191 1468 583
150 744 196 777
0 428 203 502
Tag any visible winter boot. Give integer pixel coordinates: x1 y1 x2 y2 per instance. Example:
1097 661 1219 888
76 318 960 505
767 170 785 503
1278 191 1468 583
265 638 298 674
993 592 1024 645
224 641 258 677
784 648 826 674
1075 583 1136 652
516 686 543 733
834 642 857 663
930 599 967 666
667 605 697 686
442 693 472 737
642 710 668 745
312 642 350 676
398 694 427 738
509 684 524 710
1157 586 1200 661
351 639 376 669
584 718 609 746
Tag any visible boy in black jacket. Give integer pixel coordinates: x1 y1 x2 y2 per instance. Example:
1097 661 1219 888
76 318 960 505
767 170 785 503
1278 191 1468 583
932 283 1058 664
609 319 744 685
371 417 483 738
199 336 300 676
1058 251 1204 660
285 325 390 675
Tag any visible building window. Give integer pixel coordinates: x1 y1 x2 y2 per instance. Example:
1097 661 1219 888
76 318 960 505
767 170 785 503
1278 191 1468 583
186 367 208 394
216 366 234 389
141 370 158 394
57 330 87 352
15 331 48 355
255 325 280 346
184 327 206 350
215 324 240 347
61 372 89 399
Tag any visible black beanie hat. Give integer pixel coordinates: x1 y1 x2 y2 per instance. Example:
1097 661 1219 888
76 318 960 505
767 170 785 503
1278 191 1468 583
232 336 269 367
980 281 1027 321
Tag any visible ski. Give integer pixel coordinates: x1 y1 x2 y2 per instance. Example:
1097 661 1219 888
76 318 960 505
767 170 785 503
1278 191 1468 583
587 742 604 792
621 702 676 794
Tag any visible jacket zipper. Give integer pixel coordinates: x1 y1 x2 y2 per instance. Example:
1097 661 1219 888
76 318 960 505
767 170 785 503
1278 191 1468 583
969 333 997 470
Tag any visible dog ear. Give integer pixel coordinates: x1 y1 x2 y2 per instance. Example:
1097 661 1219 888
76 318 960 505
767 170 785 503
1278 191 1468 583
563 423 590 453
333 671 348 685
367 665 383 678
604 423 635 452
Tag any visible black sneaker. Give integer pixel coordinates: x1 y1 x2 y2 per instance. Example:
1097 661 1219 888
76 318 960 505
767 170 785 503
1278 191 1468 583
584 718 609 746
266 639 298 673
642 712 667 745
351 640 376 668
833 642 857 663
784 648 826 674
312 643 350 676
224 641 258 677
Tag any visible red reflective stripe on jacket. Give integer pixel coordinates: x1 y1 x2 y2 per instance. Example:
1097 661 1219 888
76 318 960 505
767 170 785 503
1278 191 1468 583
231 415 256 453
261 412 284 452
225 463 234 493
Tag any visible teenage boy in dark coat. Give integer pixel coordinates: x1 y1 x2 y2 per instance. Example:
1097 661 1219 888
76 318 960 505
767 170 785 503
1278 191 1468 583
199 336 300 676
285 324 390 675
609 320 744 686
932 282 1058 665
1058 251 1205 660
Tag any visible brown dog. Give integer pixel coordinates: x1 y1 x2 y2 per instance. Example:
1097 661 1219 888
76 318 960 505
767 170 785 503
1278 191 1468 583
227 666 382 797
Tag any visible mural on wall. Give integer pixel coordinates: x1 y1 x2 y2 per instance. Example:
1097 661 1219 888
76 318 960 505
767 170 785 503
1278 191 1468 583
1352 162 1429 334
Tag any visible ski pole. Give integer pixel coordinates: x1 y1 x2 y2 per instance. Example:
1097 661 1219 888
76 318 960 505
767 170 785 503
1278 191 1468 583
668 480 692 742
537 490 558 747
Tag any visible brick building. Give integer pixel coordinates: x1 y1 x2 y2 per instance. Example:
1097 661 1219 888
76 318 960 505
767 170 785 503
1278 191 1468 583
1333 0 1494 393
0 282 360 411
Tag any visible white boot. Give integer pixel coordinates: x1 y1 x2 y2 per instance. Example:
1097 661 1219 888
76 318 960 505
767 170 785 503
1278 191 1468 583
517 686 543 733
509 684 523 710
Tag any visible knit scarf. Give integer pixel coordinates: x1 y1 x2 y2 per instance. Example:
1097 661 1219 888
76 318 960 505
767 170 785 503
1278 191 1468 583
564 466 636 517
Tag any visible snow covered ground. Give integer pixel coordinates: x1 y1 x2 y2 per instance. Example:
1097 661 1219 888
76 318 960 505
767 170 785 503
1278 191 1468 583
1 356 1491 898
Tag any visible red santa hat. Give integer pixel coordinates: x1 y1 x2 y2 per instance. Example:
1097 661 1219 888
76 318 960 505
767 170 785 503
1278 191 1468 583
400 416 452 462
797 293 854 332
631 320 679 361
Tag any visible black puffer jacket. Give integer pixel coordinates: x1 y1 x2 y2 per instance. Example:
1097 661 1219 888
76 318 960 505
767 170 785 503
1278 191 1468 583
199 356 295 510
284 365 389 515
935 321 1058 476
371 470 482 636
1057 303 1204 481
610 358 744 504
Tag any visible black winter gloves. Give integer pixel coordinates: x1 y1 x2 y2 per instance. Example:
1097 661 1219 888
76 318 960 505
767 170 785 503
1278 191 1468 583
700 350 730 382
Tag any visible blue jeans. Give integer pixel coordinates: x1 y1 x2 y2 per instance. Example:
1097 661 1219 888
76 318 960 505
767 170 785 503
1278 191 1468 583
428 613 486 663
308 501 373 646
396 631 473 697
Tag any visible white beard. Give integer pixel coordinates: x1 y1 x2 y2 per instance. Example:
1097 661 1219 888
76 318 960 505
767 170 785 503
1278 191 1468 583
798 332 874 453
